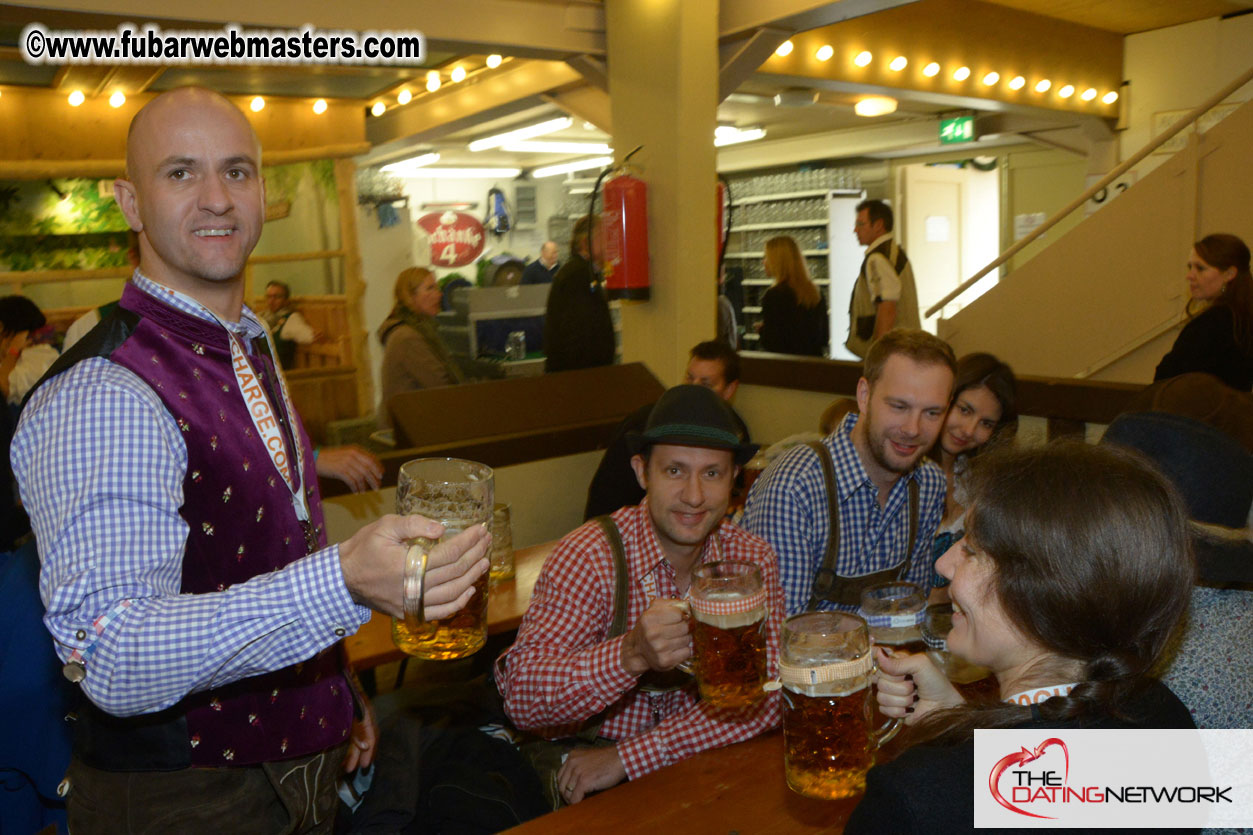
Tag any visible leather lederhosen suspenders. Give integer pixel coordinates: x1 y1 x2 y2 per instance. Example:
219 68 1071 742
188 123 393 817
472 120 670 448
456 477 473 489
804 441 919 611
595 516 692 695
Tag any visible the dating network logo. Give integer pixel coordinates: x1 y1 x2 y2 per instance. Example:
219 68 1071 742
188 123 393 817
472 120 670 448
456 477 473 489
988 737 1070 819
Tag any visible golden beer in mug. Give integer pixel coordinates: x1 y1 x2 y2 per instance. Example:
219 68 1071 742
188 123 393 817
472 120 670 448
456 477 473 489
391 458 493 660
690 561 768 711
780 612 901 800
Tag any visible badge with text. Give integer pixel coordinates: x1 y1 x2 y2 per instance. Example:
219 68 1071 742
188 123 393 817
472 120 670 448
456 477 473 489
974 729 1253 828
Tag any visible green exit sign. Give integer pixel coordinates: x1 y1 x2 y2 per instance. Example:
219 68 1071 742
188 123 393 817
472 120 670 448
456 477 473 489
940 116 974 144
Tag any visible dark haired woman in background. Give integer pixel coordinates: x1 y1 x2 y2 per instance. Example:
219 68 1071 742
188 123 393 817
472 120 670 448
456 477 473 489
1155 233 1253 391
928 353 1016 599
758 235 828 356
846 441 1195 833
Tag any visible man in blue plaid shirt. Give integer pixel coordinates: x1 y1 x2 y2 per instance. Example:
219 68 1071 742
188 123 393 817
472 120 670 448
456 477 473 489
743 330 955 615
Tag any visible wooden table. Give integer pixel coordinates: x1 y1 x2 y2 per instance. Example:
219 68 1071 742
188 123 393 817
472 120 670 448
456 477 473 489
503 732 858 834
343 540 555 670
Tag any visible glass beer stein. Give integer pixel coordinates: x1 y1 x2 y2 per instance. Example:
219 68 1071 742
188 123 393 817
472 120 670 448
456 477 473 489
779 612 901 800
393 458 494 660
858 581 927 654
689 561 768 710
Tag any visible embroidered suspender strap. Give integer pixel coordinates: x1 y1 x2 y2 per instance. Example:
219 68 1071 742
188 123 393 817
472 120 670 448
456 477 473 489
805 442 922 610
806 441 841 611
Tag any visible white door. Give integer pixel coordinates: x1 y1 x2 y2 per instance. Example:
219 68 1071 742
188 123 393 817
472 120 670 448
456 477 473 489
897 163 1001 329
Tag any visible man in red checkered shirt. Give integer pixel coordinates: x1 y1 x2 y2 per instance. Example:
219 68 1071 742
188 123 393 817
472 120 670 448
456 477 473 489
497 385 784 804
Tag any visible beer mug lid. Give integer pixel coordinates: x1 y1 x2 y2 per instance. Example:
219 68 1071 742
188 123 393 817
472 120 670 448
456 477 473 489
780 653 872 687
690 589 766 617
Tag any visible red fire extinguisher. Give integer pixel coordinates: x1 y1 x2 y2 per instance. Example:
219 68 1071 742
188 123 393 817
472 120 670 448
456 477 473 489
601 165 650 301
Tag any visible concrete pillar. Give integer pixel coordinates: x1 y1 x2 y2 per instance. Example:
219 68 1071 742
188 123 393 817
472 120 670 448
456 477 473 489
606 0 719 385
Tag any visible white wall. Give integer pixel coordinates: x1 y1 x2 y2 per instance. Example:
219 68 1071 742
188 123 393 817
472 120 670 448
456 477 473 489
1122 15 1253 179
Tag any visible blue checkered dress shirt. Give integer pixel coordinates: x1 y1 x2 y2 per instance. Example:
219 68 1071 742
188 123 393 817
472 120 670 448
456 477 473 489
12 273 368 718
743 413 945 615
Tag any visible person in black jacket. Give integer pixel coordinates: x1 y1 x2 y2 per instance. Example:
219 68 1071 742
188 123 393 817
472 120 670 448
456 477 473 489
544 215 615 373
758 235 827 356
846 440 1196 834
1155 233 1253 391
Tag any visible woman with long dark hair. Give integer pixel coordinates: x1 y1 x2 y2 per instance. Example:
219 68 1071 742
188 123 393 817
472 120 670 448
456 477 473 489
758 235 827 356
928 353 1016 598
1155 232 1253 391
846 441 1195 833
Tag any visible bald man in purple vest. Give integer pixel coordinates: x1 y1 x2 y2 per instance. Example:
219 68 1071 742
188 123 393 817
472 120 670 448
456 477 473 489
13 88 490 833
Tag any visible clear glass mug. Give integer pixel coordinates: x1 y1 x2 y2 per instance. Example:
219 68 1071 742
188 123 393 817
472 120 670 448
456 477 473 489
393 458 494 660
689 561 769 711
922 603 995 698
858 581 927 654
489 502 515 584
779 611 902 800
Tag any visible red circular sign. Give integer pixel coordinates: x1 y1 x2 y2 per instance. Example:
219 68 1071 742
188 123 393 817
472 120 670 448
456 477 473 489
417 211 486 268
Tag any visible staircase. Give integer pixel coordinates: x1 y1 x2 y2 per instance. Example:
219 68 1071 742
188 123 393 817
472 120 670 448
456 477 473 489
935 95 1253 383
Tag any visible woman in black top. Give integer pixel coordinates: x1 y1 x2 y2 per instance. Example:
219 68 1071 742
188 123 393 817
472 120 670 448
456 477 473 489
847 441 1196 834
758 235 827 356
1154 233 1253 391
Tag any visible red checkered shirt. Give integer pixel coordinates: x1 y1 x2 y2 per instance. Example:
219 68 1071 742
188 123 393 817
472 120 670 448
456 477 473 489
497 500 783 780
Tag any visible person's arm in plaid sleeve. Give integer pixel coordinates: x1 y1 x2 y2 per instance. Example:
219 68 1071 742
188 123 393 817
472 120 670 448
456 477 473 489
13 361 369 718
498 531 640 730
743 446 824 616
616 542 784 779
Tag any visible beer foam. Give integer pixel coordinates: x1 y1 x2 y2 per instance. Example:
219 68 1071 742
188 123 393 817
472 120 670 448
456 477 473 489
693 606 764 630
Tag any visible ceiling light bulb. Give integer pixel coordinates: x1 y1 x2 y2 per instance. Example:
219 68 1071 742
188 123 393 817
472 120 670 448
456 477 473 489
923 62 940 77
1035 79 1052 93
426 71 441 92
953 66 971 81
982 72 999 86
312 99 328 115
815 45 834 62
250 96 265 112
854 51 873 67
485 54 503 69
775 40 793 57
397 89 412 105
889 56 907 72
450 65 467 83
1008 75 1025 90
854 96 898 117
1059 84 1075 98
371 101 386 117
68 90 85 107
109 91 126 108
1102 91 1119 104
1081 87 1097 101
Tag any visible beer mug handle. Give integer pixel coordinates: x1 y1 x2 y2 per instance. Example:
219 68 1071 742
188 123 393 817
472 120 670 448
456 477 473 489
871 715 903 748
671 599 695 675
401 541 429 630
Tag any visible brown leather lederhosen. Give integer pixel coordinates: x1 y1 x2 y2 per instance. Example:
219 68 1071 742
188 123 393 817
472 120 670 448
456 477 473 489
803 441 919 610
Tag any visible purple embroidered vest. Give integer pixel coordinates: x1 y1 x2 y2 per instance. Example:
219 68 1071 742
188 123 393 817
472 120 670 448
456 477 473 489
106 284 353 766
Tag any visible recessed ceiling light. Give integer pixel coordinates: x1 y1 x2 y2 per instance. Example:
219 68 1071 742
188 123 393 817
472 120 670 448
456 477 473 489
982 72 999 86
371 101 386 117
68 90 85 107
1059 84 1075 98
854 96 897 117
816 45 834 62
775 41 793 57
109 91 126 108
854 51 873 67
889 56 907 72
250 96 265 112
953 66 971 81
450 66 467 83
1008 76 1025 90
1102 91 1119 104
1035 79 1052 93
1081 87 1098 101
485 54 503 69
397 89 412 105
312 99 328 115
923 62 940 77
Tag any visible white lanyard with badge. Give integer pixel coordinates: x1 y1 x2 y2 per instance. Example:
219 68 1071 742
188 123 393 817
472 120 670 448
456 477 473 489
161 283 316 552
